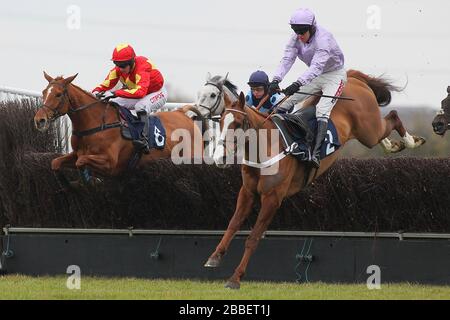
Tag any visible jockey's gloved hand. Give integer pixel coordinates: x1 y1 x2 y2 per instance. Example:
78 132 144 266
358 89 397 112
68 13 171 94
94 91 105 99
283 82 301 96
268 80 281 96
101 91 116 101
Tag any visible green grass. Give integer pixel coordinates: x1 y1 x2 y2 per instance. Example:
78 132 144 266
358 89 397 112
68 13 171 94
1 275 450 300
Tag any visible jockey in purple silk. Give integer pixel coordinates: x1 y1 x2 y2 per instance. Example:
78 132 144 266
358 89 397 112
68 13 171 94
269 8 347 167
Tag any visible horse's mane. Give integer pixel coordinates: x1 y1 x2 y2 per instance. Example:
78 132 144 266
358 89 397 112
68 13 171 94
223 80 239 97
52 76 97 100
70 83 96 99
210 75 239 97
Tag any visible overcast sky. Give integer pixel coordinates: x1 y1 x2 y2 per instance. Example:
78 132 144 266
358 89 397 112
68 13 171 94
0 0 448 107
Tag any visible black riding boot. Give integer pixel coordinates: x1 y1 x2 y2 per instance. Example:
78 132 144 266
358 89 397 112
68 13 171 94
311 118 328 168
294 106 316 146
133 110 150 154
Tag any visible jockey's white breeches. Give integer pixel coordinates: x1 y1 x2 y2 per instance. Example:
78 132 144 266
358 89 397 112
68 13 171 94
110 86 168 116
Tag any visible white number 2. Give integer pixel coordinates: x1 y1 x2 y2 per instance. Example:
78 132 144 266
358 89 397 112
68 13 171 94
325 130 335 156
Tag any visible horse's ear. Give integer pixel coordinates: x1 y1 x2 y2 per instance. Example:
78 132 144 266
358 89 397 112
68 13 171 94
239 91 245 107
43 71 53 83
63 73 78 85
447 86 450 94
223 72 229 82
218 72 229 86
205 72 212 83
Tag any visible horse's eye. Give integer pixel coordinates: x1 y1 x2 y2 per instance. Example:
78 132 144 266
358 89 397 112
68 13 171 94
211 93 216 98
56 93 62 98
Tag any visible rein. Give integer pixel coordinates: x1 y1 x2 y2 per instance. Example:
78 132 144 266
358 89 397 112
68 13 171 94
71 99 122 138
255 94 270 111
224 108 250 131
222 106 290 168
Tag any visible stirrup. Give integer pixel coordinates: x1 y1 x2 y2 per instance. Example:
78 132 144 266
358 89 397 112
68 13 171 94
310 148 321 167
133 139 150 154
311 156 320 168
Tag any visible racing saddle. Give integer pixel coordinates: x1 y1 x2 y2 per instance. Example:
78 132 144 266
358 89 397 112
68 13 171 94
271 106 341 162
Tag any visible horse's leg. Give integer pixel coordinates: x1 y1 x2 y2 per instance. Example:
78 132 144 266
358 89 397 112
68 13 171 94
50 152 79 191
225 190 282 289
378 111 406 153
51 152 78 171
204 186 255 268
379 110 425 153
75 155 113 183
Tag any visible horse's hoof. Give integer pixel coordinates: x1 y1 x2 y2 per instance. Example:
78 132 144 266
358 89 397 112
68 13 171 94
414 136 426 147
224 280 240 290
390 140 406 153
204 256 222 268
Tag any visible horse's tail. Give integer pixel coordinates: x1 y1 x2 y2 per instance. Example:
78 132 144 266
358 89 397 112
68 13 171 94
347 69 404 107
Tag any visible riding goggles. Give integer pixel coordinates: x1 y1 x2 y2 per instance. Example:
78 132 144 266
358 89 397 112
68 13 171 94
114 59 133 68
291 24 310 35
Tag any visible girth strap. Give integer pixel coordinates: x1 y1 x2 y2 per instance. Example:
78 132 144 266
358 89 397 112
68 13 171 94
72 122 122 138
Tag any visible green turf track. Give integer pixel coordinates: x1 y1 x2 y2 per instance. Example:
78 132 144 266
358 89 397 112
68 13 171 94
1 275 450 300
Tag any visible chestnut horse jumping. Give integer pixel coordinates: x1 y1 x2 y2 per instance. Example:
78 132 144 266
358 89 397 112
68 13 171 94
206 70 426 289
34 72 202 181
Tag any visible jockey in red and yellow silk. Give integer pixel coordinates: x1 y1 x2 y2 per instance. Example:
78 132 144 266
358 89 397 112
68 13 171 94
93 43 168 154
93 51 164 99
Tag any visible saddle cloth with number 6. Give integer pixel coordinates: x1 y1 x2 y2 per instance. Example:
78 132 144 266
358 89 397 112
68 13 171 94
118 106 166 150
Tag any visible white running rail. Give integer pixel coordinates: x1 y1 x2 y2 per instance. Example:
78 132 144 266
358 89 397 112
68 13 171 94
0 85 189 110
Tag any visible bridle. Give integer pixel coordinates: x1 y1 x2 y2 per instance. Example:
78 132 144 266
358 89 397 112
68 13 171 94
40 84 72 121
40 82 121 137
41 82 101 120
218 105 299 169
223 108 250 131
196 82 224 120
216 107 251 156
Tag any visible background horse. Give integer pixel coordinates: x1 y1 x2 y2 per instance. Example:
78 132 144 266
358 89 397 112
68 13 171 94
206 70 426 289
432 86 450 136
191 73 239 119
34 72 202 182
182 73 240 158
